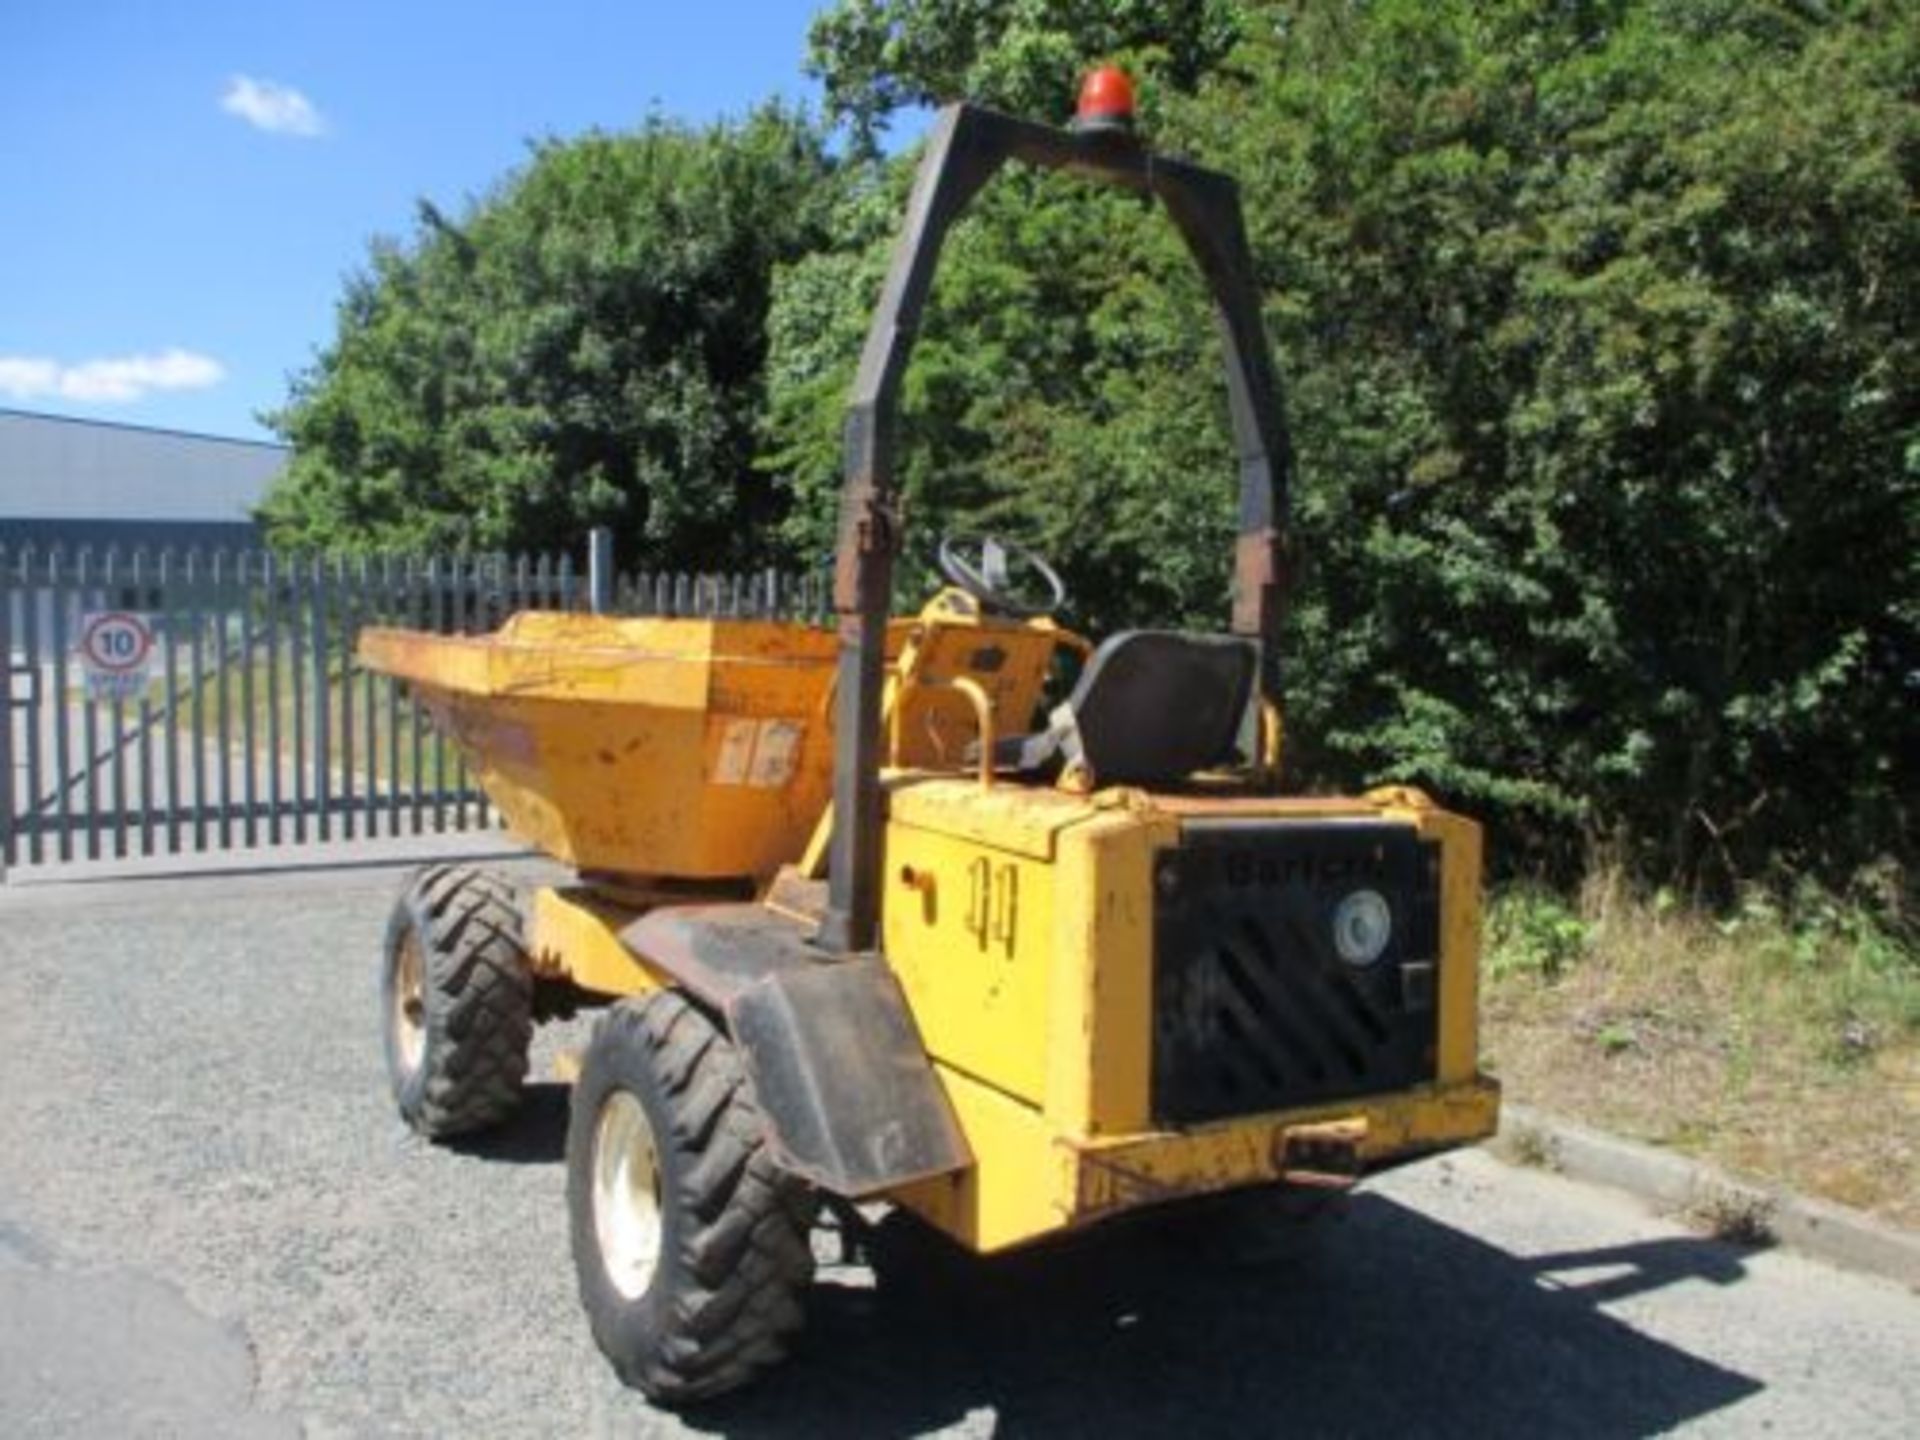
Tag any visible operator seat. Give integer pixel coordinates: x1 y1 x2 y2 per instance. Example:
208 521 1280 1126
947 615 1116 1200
984 630 1259 788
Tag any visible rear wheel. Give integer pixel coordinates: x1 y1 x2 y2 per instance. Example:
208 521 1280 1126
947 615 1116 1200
381 865 533 1137
567 991 817 1403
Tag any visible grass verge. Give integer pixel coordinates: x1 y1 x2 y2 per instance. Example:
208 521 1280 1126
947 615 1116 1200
1482 865 1919 1230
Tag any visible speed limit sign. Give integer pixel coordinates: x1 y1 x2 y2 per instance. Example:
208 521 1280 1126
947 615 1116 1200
78 611 157 700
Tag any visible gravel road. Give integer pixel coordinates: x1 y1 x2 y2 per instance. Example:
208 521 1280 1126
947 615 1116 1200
3 855 1918 1438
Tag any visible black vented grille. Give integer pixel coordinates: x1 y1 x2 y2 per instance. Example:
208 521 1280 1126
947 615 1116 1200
1151 822 1441 1125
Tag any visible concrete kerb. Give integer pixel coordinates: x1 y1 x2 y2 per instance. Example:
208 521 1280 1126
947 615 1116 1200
1496 1101 1920 1292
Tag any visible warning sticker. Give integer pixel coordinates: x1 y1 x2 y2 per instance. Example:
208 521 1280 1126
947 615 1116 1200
711 718 759 786
746 720 803 788
707 717 807 789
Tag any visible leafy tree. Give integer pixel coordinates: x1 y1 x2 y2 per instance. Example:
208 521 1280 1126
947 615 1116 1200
776 0 1255 613
773 0 1917 887
763 162 1235 619
265 0 1915 890
260 107 833 566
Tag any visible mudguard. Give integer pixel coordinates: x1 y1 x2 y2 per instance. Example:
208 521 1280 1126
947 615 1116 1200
620 903 972 1197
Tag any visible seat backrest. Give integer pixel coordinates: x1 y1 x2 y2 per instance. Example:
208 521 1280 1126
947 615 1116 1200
1054 630 1258 787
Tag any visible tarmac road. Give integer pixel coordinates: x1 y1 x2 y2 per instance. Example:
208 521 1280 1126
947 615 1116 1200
3 855 1918 1438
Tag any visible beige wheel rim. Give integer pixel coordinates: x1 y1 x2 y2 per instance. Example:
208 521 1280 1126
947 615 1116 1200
392 931 426 1075
593 1090 664 1301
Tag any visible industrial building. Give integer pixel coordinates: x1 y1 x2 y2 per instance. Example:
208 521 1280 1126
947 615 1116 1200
0 407 286 555
1 408 288 651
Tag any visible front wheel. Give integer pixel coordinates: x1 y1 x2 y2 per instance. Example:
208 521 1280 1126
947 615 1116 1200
567 991 817 1404
381 864 533 1137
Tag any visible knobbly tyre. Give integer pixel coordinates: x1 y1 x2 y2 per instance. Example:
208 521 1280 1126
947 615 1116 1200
362 67 1499 1405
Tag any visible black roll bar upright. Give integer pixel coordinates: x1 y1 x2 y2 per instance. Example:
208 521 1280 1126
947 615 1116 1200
816 100 1294 955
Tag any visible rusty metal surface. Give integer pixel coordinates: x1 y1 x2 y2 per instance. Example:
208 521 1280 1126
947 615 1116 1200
822 98 1295 955
1066 1083 1498 1226
1070 1118 1369 1219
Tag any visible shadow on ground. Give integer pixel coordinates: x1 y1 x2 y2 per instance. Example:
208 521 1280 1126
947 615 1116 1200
464 1093 1765 1437
698 1196 1764 1438
449 1082 571 1165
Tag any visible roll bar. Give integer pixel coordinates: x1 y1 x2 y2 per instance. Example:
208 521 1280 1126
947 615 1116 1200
817 99 1293 954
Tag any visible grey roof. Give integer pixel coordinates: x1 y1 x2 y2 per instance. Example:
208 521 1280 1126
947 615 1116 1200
0 408 289 524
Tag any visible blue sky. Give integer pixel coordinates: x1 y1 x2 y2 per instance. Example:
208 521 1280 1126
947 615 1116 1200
0 0 843 442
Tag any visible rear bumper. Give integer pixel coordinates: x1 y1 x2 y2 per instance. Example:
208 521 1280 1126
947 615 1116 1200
1069 1076 1502 1224
889 1070 1501 1252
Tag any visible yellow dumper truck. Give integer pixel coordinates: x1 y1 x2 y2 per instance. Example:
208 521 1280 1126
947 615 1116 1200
362 69 1499 1403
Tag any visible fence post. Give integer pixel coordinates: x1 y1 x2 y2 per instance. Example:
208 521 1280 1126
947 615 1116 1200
588 527 614 615
0 553 13 882
310 557 331 843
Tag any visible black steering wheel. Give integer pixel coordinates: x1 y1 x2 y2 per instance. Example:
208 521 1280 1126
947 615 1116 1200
935 535 1067 619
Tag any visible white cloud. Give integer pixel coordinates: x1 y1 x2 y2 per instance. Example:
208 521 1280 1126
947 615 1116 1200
221 75 326 137
0 349 226 404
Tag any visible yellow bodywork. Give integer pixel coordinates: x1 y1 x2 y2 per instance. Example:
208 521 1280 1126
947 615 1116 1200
523 772 1498 1254
370 597 1499 1254
358 594 1063 882
361 612 840 880
872 780 1496 1250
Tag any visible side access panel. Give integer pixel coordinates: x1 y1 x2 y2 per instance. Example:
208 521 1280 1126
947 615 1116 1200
622 903 972 1197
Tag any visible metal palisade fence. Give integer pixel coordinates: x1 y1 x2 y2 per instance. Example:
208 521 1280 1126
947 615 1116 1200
0 538 827 876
